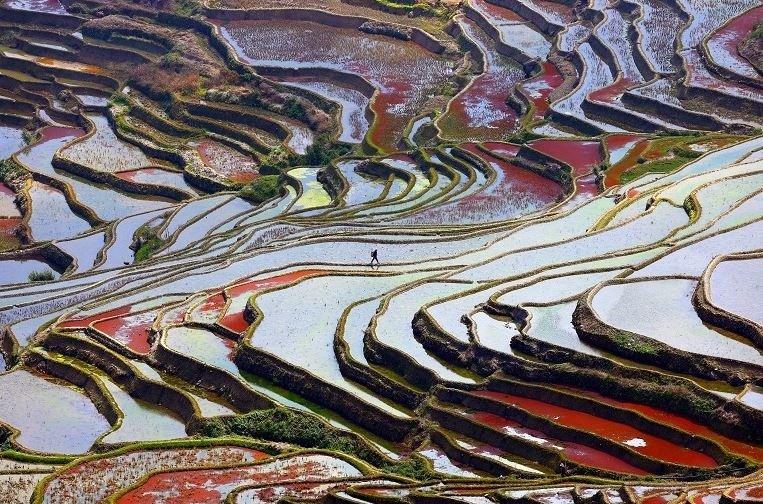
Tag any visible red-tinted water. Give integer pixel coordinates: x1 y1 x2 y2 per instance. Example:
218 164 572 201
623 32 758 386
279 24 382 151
40 125 86 143
192 292 226 322
559 386 763 462
57 305 132 329
0 218 21 243
219 269 325 333
92 310 158 354
529 139 602 175
471 0 525 23
472 390 717 467
0 183 21 218
643 493 680 504
468 410 649 475
437 17 524 141
367 83 411 152
462 143 560 200
483 142 521 158
520 61 564 121
196 140 260 184
706 6 763 78
588 77 635 104
116 453 338 504
438 144 561 222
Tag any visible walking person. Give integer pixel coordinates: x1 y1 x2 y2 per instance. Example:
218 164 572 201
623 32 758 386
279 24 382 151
370 248 380 268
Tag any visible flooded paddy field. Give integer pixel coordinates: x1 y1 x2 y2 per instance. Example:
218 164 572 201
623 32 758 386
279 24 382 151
0 0 762 499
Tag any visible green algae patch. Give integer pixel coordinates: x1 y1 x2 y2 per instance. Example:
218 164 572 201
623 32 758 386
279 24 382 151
618 135 742 184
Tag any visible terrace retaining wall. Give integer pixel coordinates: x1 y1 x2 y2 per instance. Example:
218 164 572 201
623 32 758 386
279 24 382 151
434 386 700 476
488 0 564 35
509 333 763 444
620 90 724 131
463 3 537 70
52 156 192 201
24 349 120 427
234 341 418 442
0 6 83 30
574 291 763 386
43 332 199 424
153 334 274 412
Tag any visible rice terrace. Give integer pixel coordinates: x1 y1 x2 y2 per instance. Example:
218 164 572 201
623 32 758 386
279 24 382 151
0 0 762 500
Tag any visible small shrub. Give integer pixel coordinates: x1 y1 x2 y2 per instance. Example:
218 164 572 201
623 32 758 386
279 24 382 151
135 236 163 262
160 50 182 71
28 270 54 282
21 130 36 145
0 158 28 185
197 408 434 480
173 0 202 16
281 97 306 121
438 82 456 97
302 135 351 166
133 224 165 263
240 175 280 203
0 29 18 47
671 147 703 159
66 2 89 14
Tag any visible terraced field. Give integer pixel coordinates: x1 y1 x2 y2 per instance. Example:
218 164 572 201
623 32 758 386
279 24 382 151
0 0 761 501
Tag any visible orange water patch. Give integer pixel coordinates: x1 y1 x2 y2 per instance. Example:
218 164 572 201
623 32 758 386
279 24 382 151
559 386 763 462
92 310 158 354
643 493 680 504
117 456 344 504
57 305 133 329
367 82 412 152
706 6 763 79
604 136 650 188
469 410 649 475
529 139 602 176
196 139 260 184
191 292 227 322
218 269 326 333
0 218 22 247
473 390 717 467
588 77 635 104
40 125 86 143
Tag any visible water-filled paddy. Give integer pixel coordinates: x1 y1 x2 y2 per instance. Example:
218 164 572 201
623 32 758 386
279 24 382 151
591 278 763 367
1 0 762 496
708 255 763 329
437 17 524 142
472 390 717 467
218 20 453 152
0 369 110 454
280 77 370 144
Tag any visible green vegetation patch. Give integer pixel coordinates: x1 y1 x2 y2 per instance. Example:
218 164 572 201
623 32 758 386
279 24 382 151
133 224 166 263
0 158 29 186
619 135 736 184
198 408 432 480
303 135 352 166
240 175 280 204
28 270 54 282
